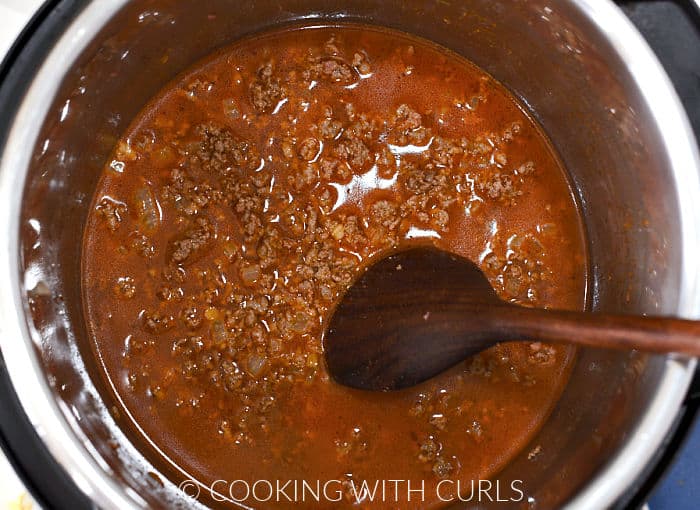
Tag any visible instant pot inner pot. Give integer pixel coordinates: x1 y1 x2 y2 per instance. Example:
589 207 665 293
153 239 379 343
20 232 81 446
17 0 688 508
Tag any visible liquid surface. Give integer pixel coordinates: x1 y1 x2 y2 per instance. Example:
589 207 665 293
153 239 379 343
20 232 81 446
82 24 588 509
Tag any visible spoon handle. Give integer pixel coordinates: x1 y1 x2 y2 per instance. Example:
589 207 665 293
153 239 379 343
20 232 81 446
498 306 700 356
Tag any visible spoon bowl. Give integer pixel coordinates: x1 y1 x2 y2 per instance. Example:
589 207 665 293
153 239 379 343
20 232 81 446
324 247 700 391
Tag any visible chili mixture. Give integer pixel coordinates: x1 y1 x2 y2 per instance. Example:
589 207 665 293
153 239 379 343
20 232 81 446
82 24 588 509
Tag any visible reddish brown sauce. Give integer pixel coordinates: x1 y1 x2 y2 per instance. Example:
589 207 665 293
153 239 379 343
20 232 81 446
82 24 587 508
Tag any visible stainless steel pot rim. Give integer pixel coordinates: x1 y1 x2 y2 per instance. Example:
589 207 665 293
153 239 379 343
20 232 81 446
0 6 142 510
0 1 698 509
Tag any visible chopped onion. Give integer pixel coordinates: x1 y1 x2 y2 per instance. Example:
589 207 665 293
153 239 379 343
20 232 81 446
246 354 267 377
240 264 260 284
212 320 227 343
135 186 160 231
290 312 310 333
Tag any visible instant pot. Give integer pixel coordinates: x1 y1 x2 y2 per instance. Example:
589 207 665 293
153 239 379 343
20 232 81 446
1 1 699 508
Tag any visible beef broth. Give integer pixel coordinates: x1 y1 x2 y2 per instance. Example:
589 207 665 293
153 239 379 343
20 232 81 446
82 24 588 509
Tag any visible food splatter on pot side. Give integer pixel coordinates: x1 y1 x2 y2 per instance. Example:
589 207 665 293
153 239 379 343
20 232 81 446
82 24 588 509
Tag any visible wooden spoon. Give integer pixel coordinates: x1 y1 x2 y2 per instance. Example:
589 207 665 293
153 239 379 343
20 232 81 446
323 246 700 391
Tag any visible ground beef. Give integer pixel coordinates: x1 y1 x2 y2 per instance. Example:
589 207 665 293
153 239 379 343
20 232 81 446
431 209 450 231
185 78 214 99
501 121 522 142
96 197 126 231
503 261 527 298
181 307 203 331
476 171 520 203
370 200 400 230
169 216 214 265
128 231 154 258
431 136 463 167
298 137 320 161
529 342 557 366
394 104 422 132
114 277 136 299
516 161 535 175
319 117 343 140
404 163 448 195
249 62 286 113
312 57 358 84
352 51 371 75
319 157 351 182
334 137 370 170
418 436 439 463
142 311 175 334
195 124 256 175
432 456 455 479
